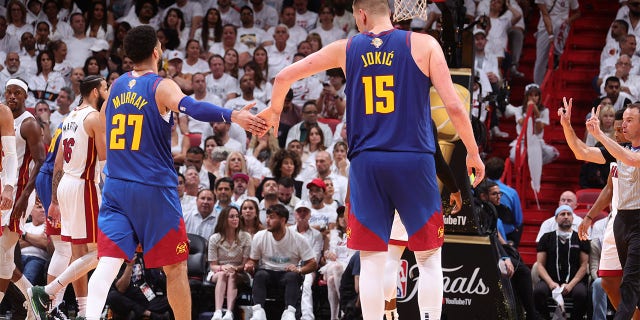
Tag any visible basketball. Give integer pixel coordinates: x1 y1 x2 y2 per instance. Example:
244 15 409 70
430 84 471 142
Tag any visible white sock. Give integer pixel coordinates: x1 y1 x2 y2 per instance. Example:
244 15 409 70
414 248 443 320
77 296 87 316
0 291 4 303
14 275 33 298
53 289 66 308
359 251 387 320
384 310 393 319
85 257 124 320
46 250 98 296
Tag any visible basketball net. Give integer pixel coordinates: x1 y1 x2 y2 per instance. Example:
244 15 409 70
393 0 428 22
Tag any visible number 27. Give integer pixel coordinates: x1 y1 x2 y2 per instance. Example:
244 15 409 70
110 114 143 150
362 75 395 114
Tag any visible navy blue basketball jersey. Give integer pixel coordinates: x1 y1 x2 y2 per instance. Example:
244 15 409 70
40 124 62 175
345 29 435 159
104 72 177 187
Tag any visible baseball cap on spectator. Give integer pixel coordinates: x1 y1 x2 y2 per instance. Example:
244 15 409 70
232 173 250 183
307 178 326 191
166 50 184 62
555 205 574 217
90 39 110 52
294 201 311 212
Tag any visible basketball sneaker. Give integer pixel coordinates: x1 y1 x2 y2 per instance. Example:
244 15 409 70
27 286 51 320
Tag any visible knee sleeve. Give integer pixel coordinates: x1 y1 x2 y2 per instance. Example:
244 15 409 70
0 232 19 279
384 245 404 301
48 237 72 277
415 248 443 320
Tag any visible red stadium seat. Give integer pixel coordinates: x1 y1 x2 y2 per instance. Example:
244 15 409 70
576 188 602 210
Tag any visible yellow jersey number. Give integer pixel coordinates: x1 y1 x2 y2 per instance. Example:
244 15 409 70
362 75 395 114
109 114 144 150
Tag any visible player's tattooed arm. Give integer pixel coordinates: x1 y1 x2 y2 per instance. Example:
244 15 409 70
51 169 63 205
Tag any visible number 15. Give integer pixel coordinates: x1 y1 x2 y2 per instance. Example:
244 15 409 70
362 75 395 114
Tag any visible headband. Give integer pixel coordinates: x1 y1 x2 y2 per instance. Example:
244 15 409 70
5 78 28 93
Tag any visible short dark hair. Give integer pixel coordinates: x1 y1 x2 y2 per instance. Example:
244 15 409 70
605 76 620 87
215 177 234 190
278 176 295 188
484 157 505 180
187 146 205 156
615 108 625 121
475 179 497 196
124 25 158 64
266 204 289 221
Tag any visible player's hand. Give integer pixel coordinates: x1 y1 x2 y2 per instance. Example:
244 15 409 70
586 106 603 139
466 153 485 188
504 258 515 278
449 191 462 214
231 103 267 136
48 202 61 226
577 217 591 241
10 193 28 220
558 97 573 127
256 107 281 138
0 186 14 210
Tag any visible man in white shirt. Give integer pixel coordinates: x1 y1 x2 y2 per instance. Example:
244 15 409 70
231 173 251 206
205 55 239 104
218 0 241 27
302 151 347 203
268 7 307 48
332 0 356 35
309 6 346 46
18 32 38 77
0 52 25 98
179 72 219 147
286 101 333 148
244 204 317 320
250 0 279 31
293 0 317 32
49 87 73 135
178 173 197 217
184 189 218 240
213 122 244 153
289 201 323 320
307 178 337 231
266 25 297 81
224 74 267 115
238 6 272 50
63 13 95 69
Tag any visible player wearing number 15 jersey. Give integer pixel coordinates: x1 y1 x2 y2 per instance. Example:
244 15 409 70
256 0 484 318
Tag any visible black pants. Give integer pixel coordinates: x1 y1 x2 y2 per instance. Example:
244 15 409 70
613 209 640 320
106 286 170 319
533 281 587 320
509 260 539 320
252 269 302 308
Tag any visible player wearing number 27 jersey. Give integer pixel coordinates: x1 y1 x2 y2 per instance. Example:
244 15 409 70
99 72 189 267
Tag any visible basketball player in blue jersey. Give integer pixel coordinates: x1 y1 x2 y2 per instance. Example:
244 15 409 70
81 25 267 320
257 0 484 319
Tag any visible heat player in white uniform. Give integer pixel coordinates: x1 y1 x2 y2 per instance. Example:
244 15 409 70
0 78 45 317
28 76 108 320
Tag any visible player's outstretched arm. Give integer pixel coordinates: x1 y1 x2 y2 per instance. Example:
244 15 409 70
0 104 17 210
156 78 267 136
258 39 347 136
589 105 640 167
413 34 484 185
559 97 606 164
